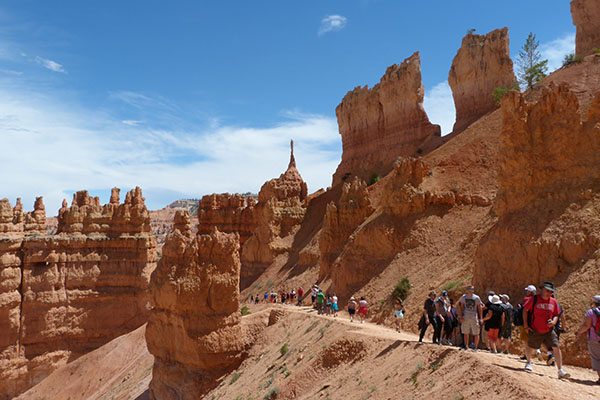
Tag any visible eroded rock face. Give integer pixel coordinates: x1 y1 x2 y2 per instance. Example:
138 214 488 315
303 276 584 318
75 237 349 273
198 193 257 245
332 52 441 185
318 178 374 280
0 189 156 399
448 28 516 134
572 0 600 56
147 212 245 400
241 142 308 286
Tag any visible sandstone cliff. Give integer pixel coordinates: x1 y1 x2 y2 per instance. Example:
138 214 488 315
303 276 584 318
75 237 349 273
0 188 156 399
198 193 257 245
572 0 600 56
448 28 516 134
147 212 246 399
241 141 308 287
332 52 441 186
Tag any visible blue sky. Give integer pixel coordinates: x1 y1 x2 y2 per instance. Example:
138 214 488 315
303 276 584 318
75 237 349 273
0 1 576 211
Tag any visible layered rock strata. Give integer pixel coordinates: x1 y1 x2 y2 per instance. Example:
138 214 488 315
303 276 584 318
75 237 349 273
241 141 308 286
572 0 600 56
0 188 156 399
147 211 245 399
448 28 516 134
198 193 257 244
332 52 441 185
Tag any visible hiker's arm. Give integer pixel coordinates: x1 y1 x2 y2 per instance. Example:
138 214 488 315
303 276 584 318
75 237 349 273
523 308 530 330
576 315 592 337
501 312 505 326
477 302 483 321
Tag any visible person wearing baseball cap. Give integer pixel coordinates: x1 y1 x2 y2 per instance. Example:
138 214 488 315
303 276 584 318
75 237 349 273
576 295 600 384
523 282 570 379
457 285 483 351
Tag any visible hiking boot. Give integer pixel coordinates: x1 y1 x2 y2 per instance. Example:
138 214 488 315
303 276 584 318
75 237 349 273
520 355 527 360
524 362 533 372
546 354 555 366
558 369 570 379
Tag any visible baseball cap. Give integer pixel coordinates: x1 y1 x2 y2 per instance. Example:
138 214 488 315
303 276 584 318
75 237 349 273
525 285 537 293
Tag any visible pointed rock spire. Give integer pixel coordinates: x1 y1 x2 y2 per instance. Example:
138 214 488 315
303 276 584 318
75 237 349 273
288 139 296 169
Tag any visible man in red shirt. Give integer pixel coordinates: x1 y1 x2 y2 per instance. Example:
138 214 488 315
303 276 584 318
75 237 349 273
523 282 570 379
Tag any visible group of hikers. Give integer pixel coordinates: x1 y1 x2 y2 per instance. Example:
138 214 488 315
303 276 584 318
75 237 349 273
251 280 600 384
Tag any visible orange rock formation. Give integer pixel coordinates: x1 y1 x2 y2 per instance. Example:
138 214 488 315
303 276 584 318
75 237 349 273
146 211 246 399
0 188 156 399
448 28 516 134
332 52 441 186
198 193 257 244
571 0 600 56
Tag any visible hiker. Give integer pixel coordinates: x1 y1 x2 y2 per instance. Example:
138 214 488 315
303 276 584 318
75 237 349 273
325 295 332 315
332 293 339 317
263 291 269 303
394 300 405 332
433 291 449 345
418 291 439 343
515 285 543 361
255 294 260 304
482 294 505 353
297 286 304 306
311 285 318 307
523 282 570 379
546 294 566 366
499 294 513 354
316 289 326 314
576 294 600 384
348 296 358 322
482 290 496 351
358 297 369 323
457 285 483 351
448 298 461 346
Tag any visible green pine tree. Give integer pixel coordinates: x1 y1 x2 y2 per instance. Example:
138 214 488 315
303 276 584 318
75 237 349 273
516 33 548 90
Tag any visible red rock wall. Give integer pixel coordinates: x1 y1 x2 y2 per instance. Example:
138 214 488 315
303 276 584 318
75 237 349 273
572 0 600 56
147 212 245 399
0 188 156 399
198 193 257 245
448 28 516 134
332 52 441 186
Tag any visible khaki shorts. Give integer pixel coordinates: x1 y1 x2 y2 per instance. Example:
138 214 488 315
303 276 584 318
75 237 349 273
527 329 559 350
461 318 479 336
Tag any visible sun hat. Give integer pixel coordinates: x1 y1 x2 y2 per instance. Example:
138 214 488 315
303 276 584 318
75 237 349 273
525 284 537 293
489 294 502 305
465 285 475 291
350 296 355 301
441 290 448 296
500 294 510 301
592 295 600 305
542 281 555 292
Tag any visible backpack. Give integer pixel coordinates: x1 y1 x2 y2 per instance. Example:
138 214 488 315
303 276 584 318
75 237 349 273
513 304 524 326
593 308 600 336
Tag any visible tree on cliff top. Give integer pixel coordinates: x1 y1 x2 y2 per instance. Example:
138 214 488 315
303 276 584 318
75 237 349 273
516 32 548 90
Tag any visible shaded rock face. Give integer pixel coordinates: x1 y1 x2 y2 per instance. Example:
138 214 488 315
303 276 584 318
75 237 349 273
448 28 516 134
0 188 157 399
147 212 245 400
241 142 308 287
198 193 257 245
318 178 374 280
332 52 441 186
572 0 600 56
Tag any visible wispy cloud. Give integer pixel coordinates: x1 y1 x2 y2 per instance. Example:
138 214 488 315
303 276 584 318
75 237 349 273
34 56 66 73
318 15 347 36
423 81 455 136
540 32 575 72
121 119 142 126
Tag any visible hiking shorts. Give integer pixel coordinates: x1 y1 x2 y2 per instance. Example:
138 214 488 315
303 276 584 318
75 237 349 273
501 325 512 339
588 340 600 371
461 318 479 336
487 328 500 341
527 329 559 350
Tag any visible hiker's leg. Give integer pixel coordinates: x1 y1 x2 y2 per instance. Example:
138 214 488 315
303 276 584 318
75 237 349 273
473 334 479 349
525 345 532 362
419 322 428 342
463 333 469 348
552 346 563 370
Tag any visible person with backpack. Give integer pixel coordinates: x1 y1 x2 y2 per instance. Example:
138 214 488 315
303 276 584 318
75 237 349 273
499 294 513 354
433 291 449 345
297 286 304 306
576 294 600 384
523 282 570 379
348 296 357 322
482 294 505 353
515 285 543 361
419 291 439 343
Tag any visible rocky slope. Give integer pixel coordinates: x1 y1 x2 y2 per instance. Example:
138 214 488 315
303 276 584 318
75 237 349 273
0 188 156 399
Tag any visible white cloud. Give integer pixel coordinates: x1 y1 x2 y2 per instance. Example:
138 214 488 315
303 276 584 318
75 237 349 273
423 81 455 136
0 83 340 213
540 33 575 72
318 15 347 36
121 119 142 126
34 56 66 73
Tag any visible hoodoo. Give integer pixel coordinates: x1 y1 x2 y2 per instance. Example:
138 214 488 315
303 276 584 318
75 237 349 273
448 28 516 134
332 52 441 186
571 0 600 56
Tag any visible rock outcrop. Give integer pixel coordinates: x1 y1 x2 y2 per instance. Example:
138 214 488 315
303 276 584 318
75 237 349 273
332 52 441 186
572 0 600 56
147 212 245 399
448 28 516 134
198 193 257 245
0 188 157 399
241 141 308 286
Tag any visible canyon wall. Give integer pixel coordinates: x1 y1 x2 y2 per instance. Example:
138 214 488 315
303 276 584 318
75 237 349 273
572 0 600 56
448 28 516 134
0 188 156 399
198 193 257 245
332 52 441 186
241 141 308 287
147 211 246 399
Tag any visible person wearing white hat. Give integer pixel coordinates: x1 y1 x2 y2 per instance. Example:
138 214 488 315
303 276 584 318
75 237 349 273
576 295 600 384
482 295 505 353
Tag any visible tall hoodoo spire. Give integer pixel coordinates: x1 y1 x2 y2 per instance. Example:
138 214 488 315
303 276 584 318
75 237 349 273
288 139 296 169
